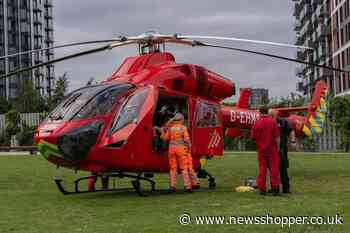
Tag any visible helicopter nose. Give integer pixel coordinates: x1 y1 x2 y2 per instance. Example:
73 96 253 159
57 120 104 163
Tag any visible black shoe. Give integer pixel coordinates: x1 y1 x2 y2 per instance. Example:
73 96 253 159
192 184 200 190
169 187 178 193
184 188 193 193
283 189 291 194
272 188 280 196
259 190 266 195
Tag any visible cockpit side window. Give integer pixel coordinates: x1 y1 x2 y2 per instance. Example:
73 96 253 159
110 88 149 133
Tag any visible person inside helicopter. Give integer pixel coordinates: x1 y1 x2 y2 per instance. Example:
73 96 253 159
152 94 188 153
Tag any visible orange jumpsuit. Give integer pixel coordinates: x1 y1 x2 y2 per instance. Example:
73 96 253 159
162 121 198 189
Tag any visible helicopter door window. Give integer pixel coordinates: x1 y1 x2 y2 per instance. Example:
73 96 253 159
196 102 220 127
111 88 149 133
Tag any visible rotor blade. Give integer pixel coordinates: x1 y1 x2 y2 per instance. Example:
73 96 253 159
0 41 134 80
164 39 196 46
194 41 348 73
0 39 122 60
178 34 313 50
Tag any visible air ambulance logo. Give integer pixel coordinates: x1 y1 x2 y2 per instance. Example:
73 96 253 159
208 130 221 149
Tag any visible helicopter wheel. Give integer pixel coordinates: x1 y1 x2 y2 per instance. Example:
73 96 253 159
130 174 156 197
131 180 144 196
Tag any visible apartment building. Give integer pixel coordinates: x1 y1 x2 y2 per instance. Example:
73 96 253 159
0 0 54 101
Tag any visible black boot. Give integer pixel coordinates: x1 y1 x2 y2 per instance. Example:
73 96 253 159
169 187 178 193
272 187 280 196
184 188 193 193
282 188 291 194
259 190 266 195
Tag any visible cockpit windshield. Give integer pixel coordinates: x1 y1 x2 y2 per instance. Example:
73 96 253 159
46 83 134 123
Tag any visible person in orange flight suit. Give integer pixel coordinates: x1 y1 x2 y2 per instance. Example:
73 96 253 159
160 113 199 193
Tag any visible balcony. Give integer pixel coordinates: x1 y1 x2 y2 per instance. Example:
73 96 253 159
318 49 329 61
312 0 323 6
318 6 329 18
44 0 53 7
34 58 43 64
306 23 313 36
296 67 306 78
297 50 307 60
46 49 54 56
293 3 301 16
305 5 313 17
34 70 44 77
44 13 53 19
45 27 53 32
297 82 305 92
344 64 350 72
33 5 41 12
318 24 331 37
294 21 302 31
34 33 43 38
45 38 54 44
299 0 311 8
295 35 305 46
306 39 315 48
33 19 42 25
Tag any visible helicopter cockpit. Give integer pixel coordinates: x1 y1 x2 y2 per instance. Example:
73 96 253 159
45 82 134 123
38 82 135 163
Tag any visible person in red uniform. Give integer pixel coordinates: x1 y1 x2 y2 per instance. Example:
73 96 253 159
251 106 281 196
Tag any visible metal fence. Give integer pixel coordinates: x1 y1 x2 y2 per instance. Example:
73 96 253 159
0 112 47 135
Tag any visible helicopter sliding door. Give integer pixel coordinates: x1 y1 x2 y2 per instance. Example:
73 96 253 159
191 99 224 157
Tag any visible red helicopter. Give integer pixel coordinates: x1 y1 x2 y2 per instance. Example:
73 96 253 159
1 33 340 196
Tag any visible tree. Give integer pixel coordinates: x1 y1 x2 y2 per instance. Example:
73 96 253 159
49 72 69 109
0 97 12 114
269 92 307 110
5 109 21 138
16 123 36 146
329 96 350 152
86 77 96 86
15 80 47 113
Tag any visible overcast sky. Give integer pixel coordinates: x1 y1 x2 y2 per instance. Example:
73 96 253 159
53 0 298 99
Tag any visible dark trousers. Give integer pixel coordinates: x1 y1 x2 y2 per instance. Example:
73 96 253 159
280 149 290 192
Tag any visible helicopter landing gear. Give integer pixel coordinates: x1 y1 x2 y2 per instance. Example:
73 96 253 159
197 169 216 189
131 174 156 197
53 172 156 196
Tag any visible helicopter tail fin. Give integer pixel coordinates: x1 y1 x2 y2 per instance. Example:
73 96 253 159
236 88 251 109
302 81 328 142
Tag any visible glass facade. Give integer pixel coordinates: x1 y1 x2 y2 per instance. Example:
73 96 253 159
0 0 54 100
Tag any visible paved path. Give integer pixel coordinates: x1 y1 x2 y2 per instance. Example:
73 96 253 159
0 152 37 156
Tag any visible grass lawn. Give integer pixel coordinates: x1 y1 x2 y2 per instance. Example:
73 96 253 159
0 152 349 233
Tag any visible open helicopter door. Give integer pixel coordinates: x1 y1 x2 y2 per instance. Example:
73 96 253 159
101 86 158 161
191 99 224 157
